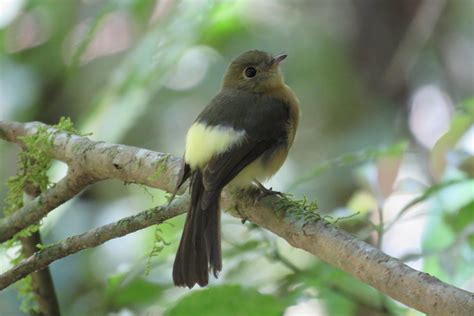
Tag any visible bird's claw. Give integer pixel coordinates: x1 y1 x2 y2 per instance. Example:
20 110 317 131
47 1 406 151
253 183 284 205
234 202 248 224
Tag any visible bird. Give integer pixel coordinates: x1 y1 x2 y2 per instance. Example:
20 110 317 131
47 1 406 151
172 50 300 288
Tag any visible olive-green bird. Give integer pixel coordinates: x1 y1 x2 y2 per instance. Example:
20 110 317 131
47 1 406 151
172 50 300 288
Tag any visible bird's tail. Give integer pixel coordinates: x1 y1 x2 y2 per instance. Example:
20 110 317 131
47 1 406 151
172 170 222 288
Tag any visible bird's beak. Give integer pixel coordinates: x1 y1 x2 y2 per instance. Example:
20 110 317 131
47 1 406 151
271 54 287 66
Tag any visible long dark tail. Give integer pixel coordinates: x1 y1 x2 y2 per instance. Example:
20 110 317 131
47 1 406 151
172 170 222 288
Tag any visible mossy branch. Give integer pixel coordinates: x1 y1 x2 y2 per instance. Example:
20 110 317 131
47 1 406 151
2 118 79 314
1 120 473 316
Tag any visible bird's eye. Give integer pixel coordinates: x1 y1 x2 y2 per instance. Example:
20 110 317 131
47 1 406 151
244 67 257 78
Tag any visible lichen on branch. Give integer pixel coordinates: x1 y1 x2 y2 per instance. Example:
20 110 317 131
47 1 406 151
2 117 79 313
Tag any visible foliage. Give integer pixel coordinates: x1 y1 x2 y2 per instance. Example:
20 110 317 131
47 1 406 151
105 273 165 311
443 200 474 248
165 285 287 316
275 194 321 223
386 178 471 230
4 117 78 221
276 260 403 315
276 194 360 226
289 141 408 189
145 225 170 275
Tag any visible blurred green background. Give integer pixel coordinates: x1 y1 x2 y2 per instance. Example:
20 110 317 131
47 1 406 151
0 0 473 315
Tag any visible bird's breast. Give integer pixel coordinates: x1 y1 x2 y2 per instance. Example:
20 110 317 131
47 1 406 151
274 84 300 146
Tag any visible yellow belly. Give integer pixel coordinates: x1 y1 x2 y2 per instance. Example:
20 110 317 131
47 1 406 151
229 145 288 187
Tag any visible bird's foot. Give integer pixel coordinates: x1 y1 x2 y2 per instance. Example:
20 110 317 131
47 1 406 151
237 207 248 224
233 194 248 224
253 180 284 204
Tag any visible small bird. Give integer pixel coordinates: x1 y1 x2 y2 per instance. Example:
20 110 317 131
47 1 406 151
172 50 300 288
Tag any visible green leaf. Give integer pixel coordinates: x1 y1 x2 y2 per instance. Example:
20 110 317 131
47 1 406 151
422 220 470 286
224 240 261 258
389 179 470 227
105 274 164 309
279 261 404 315
461 97 474 115
443 200 474 248
166 285 287 316
430 106 474 179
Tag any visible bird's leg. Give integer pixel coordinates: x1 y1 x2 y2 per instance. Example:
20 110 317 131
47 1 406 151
235 202 247 224
229 187 248 224
253 179 284 203
254 179 283 196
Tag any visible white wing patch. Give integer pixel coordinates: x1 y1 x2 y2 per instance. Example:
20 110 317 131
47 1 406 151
184 122 246 169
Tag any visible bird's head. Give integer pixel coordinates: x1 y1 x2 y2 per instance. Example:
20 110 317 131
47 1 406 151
222 50 287 93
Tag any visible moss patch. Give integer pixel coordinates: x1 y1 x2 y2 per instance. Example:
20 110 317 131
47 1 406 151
2 117 80 313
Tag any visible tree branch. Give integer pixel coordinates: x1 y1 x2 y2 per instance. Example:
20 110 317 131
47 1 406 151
0 173 95 243
0 121 181 192
1 120 473 315
0 196 188 291
0 120 180 241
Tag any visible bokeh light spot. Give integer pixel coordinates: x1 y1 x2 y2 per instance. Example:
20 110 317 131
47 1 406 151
409 85 453 148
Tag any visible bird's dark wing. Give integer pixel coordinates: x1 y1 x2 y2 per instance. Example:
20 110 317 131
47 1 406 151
197 88 291 192
196 88 290 141
202 138 275 192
